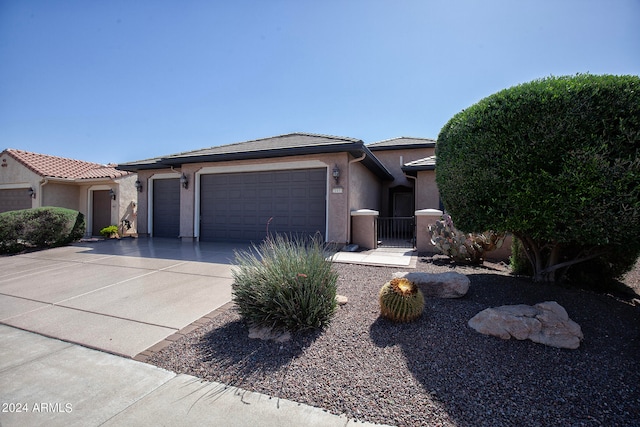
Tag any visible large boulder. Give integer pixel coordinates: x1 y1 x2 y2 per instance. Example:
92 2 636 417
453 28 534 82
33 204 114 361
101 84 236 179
392 271 469 298
468 301 583 349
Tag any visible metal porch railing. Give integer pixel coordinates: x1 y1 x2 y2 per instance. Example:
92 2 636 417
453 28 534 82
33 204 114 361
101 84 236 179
376 216 415 248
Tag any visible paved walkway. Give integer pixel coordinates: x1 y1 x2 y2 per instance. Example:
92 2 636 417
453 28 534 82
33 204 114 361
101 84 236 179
331 246 417 268
0 238 405 426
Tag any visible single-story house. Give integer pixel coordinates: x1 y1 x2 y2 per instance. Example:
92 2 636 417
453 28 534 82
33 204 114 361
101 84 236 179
0 149 138 237
117 133 442 248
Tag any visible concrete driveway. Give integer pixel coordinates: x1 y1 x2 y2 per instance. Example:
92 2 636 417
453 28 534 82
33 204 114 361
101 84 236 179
0 238 241 358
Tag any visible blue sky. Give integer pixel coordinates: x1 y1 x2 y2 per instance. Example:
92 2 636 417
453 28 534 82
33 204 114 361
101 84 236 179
1 1 638 164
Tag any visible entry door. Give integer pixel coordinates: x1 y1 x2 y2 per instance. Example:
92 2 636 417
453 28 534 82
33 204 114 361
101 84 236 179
153 178 180 238
393 192 413 217
92 190 112 236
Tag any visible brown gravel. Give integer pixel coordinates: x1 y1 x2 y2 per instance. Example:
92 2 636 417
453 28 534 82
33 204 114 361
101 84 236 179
148 255 640 427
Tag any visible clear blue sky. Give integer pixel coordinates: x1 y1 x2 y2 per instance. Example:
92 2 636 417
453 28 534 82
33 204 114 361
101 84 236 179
1 1 638 164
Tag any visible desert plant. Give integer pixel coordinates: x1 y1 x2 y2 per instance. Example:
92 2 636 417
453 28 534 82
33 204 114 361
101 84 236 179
436 73 640 283
428 213 505 264
100 225 119 238
379 277 425 322
0 207 85 254
232 233 338 333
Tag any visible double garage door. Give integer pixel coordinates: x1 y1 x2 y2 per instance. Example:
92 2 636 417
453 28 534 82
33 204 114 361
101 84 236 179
200 169 326 243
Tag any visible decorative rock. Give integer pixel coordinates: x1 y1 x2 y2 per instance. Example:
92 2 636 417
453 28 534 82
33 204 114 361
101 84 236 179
468 301 583 349
392 271 469 298
336 295 348 305
248 326 291 343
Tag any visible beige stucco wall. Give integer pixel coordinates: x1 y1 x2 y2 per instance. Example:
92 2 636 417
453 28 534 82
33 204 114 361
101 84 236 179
415 170 440 210
133 152 382 244
0 152 41 209
115 174 139 236
42 182 80 210
348 159 381 212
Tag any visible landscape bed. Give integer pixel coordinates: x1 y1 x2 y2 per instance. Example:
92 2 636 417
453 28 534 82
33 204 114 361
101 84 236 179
148 256 640 427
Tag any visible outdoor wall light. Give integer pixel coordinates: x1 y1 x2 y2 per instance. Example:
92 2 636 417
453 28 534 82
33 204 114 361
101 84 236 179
181 173 189 189
27 187 36 199
332 165 340 184
134 179 143 192
109 189 116 200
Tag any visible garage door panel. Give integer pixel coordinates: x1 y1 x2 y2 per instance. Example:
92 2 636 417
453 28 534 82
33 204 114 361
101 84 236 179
153 179 180 238
0 189 32 213
200 169 326 242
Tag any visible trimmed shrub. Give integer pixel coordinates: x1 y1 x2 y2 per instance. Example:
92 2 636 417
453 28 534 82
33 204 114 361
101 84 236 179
231 234 338 333
436 74 640 283
0 207 85 254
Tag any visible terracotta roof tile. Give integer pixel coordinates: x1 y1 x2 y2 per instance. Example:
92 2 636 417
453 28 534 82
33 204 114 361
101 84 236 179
3 149 130 180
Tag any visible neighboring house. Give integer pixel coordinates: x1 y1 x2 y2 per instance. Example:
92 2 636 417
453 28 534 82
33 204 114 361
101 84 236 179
0 149 138 237
117 133 442 248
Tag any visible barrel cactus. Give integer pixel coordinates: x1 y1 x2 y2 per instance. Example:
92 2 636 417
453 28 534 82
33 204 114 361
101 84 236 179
379 278 425 322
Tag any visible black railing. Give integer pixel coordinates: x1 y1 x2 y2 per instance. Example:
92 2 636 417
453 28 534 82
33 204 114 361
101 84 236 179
376 217 415 248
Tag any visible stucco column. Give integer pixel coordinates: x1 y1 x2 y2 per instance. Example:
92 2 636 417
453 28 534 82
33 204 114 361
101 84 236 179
350 209 378 250
415 208 443 253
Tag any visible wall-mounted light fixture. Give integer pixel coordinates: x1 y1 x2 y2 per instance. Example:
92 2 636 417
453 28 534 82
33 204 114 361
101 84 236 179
134 179 143 192
109 189 116 200
27 187 36 199
332 165 340 184
181 173 189 189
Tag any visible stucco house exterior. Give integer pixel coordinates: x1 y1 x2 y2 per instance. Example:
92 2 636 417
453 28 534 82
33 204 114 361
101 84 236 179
0 149 138 237
117 133 442 248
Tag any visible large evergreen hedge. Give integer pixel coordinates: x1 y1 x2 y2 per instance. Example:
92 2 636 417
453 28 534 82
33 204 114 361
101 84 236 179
436 74 640 283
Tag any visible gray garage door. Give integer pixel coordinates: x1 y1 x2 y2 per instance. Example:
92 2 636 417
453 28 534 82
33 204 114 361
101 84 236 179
0 188 32 213
153 178 180 238
200 169 326 243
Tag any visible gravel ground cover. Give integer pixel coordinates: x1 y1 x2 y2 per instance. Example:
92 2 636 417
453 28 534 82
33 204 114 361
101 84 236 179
148 255 640 427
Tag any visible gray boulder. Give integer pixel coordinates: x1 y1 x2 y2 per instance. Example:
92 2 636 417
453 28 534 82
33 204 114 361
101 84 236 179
392 271 469 298
468 301 583 349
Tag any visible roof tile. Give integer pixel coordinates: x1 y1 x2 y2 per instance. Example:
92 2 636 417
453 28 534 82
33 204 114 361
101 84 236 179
3 149 130 180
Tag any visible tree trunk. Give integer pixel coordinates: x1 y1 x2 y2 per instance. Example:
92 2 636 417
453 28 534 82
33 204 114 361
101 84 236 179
515 233 606 283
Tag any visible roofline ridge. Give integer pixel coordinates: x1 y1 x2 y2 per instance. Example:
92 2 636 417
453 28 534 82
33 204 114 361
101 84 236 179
5 148 107 168
367 136 437 145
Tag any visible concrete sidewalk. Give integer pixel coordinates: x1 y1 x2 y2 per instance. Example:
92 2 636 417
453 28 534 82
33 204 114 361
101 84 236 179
0 325 390 427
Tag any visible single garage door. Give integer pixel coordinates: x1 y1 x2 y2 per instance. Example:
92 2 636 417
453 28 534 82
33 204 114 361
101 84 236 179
200 169 326 242
153 178 180 238
0 188 32 213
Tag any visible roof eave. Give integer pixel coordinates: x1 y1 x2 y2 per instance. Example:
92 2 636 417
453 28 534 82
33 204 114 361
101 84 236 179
368 143 436 152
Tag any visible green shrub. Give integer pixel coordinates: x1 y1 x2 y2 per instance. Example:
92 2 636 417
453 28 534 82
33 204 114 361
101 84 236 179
0 207 85 254
510 237 533 276
100 225 119 237
231 234 338 333
436 73 640 283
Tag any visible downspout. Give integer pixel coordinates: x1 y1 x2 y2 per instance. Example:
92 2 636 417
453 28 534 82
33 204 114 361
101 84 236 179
39 178 49 208
346 152 367 244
